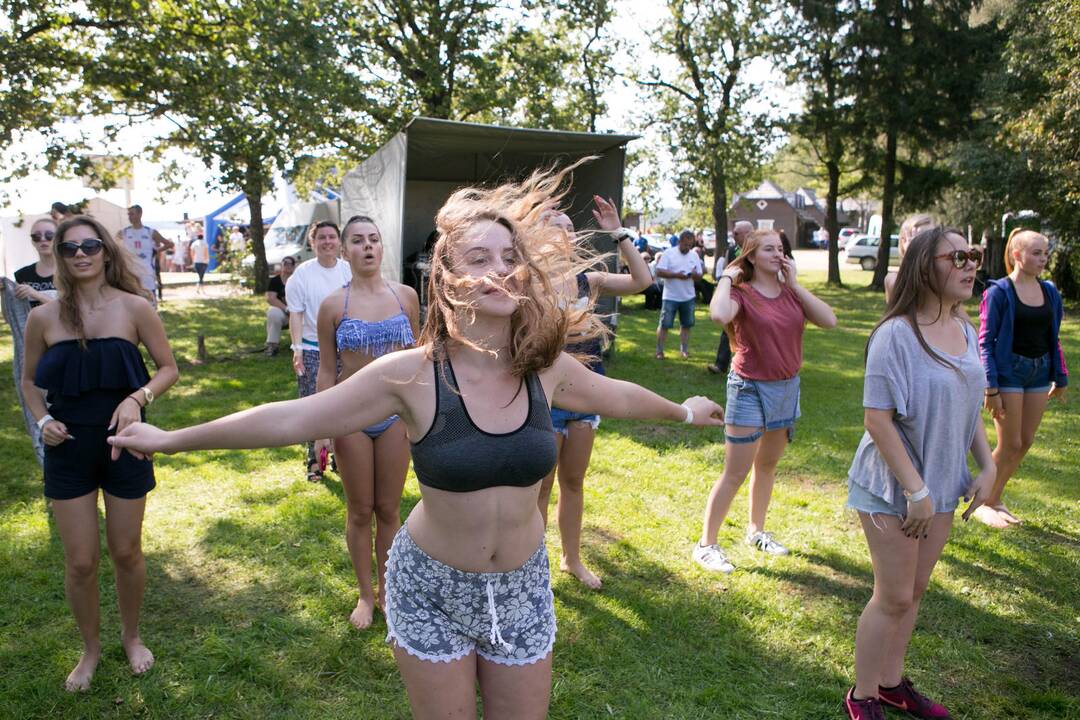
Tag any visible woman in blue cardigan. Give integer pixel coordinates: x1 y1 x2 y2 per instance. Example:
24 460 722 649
976 230 1068 528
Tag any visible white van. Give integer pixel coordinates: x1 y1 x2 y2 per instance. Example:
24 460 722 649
243 199 339 272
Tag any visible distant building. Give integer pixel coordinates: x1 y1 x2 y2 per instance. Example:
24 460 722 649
730 181 849 247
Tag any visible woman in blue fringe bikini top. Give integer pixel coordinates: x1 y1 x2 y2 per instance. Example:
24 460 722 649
313 214 420 631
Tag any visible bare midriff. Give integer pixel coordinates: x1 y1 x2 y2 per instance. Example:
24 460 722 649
404 481 545 573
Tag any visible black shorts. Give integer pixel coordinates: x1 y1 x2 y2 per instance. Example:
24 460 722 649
43 423 156 500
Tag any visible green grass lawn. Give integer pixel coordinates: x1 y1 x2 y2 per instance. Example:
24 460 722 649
1 270 1077 719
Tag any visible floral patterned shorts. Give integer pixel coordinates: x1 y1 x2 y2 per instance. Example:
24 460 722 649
384 525 557 666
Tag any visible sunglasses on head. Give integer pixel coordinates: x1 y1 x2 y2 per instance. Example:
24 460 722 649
936 247 983 269
30 231 55 243
58 239 105 258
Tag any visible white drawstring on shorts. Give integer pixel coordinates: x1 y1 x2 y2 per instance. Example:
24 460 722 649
486 580 514 653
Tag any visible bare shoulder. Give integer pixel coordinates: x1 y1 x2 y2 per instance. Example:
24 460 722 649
540 351 579 387
27 300 60 323
391 281 419 305
122 291 156 317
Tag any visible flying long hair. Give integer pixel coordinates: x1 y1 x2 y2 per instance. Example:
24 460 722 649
419 159 609 378
53 216 150 348
867 226 968 370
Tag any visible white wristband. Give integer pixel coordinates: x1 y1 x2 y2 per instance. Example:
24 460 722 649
906 485 930 503
681 403 694 424
36 414 54 430
291 344 303 352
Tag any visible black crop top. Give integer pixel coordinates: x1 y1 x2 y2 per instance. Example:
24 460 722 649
410 356 557 492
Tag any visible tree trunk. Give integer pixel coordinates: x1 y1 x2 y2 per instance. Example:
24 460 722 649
871 128 897 291
711 164 729 276
245 184 269 293
826 158 842 286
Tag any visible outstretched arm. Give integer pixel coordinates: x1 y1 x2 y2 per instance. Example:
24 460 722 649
109 353 409 459
547 353 723 426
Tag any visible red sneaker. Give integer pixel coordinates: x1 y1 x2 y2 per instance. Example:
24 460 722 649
878 678 951 718
845 687 886 720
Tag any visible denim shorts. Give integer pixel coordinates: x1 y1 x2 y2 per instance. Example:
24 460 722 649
550 407 600 436
384 525 556 666
659 299 695 329
846 479 963 519
998 352 1051 394
845 480 905 518
724 372 800 444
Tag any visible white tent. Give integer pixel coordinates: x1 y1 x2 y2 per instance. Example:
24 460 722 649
340 117 638 284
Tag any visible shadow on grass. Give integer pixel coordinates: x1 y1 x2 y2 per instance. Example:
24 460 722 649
757 539 1080 714
549 529 849 719
0 486 412 719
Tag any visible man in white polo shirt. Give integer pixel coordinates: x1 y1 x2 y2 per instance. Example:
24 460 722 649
654 229 704 359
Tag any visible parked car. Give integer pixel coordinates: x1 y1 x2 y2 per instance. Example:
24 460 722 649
837 227 862 249
845 234 899 270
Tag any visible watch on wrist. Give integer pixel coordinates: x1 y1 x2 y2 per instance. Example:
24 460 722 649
610 228 633 244
138 386 154 406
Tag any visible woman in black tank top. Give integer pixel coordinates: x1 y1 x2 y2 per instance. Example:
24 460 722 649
112 162 724 720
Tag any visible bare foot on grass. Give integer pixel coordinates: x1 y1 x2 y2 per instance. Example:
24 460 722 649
122 635 155 675
64 647 101 692
994 504 1023 525
561 558 602 590
350 596 375 630
972 504 1010 529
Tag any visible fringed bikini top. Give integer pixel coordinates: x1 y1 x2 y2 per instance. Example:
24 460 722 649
334 283 415 357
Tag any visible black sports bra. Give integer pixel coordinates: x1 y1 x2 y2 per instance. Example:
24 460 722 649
410 356 557 492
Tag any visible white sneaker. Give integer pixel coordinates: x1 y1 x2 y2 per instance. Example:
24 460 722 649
692 543 735 573
747 531 789 556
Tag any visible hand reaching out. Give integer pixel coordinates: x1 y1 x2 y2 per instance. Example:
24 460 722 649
108 422 172 461
682 396 725 426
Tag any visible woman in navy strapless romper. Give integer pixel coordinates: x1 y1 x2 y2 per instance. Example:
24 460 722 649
21 216 178 692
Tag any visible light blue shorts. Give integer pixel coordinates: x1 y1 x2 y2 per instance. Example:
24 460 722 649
845 480 905 518
724 372 800 444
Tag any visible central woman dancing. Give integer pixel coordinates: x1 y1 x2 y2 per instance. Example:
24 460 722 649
316 215 420 629
111 165 724 719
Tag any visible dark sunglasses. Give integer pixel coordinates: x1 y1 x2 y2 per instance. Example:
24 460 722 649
935 247 983 269
58 239 105 258
30 231 55 242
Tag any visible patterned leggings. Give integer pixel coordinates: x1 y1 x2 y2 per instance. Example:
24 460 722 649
297 348 320 466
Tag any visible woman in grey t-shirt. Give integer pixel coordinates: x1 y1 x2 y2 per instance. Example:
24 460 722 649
842 227 996 720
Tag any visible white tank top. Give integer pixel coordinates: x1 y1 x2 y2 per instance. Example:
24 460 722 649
122 226 157 292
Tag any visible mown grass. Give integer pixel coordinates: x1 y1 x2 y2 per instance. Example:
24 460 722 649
1 269 1077 719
